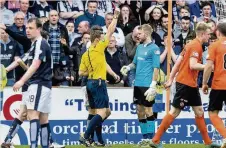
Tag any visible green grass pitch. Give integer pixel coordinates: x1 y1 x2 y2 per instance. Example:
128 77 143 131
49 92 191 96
16 144 205 148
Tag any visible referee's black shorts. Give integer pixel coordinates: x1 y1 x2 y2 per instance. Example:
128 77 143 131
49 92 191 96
172 82 202 109
208 89 226 111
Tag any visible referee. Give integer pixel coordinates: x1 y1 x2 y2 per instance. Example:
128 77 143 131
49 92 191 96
78 7 120 147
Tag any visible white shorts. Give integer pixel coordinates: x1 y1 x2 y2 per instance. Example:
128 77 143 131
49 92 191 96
23 84 51 113
21 91 28 105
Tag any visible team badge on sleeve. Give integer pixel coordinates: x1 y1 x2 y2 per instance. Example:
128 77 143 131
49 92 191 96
155 50 160 55
192 52 199 57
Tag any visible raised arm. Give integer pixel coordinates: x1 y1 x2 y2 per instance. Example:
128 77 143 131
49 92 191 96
105 7 120 40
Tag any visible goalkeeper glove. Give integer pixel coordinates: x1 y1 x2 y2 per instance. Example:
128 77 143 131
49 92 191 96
144 81 157 102
120 66 130 76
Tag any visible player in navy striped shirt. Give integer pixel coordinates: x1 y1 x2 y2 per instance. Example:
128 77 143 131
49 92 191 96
12 18 52 148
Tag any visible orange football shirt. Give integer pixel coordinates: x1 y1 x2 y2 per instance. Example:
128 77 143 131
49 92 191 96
207 37 226 90
176 38 203 87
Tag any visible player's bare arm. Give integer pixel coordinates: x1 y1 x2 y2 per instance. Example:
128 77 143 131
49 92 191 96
5 60 20 73
202 60 213 94
105 7 120 40
13 60 41 92
164 55 183 88
189 57 205 71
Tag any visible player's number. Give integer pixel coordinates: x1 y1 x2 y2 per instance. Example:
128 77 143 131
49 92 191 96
224 54 226 70
29 95 35 102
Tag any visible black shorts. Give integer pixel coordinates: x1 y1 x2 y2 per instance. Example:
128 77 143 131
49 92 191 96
208 89 226 111
133 86 155 107
86 80 109 109
172 82 202 109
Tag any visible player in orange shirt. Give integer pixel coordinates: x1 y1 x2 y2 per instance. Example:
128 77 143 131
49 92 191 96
202 21 226 148
149 22 221 148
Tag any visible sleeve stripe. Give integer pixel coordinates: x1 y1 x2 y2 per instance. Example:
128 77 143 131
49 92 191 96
34 38 42 60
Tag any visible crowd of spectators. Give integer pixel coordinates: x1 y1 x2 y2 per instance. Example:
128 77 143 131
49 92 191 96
0 0 220 87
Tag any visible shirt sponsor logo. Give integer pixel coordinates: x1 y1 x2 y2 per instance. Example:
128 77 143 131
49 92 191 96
137 57 144 60
9 45 13 49
0 54 12 59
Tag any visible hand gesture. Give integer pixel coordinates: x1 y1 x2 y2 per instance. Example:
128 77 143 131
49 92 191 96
13 80 24 92
114 7 121 17
202 84 209 95
164 79 173 89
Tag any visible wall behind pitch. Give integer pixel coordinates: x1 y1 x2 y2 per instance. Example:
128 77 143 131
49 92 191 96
0 87 225 145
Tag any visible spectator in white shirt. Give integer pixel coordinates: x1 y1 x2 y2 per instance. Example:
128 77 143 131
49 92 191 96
0 0 14 26
57 0 84 25
102 12 125 48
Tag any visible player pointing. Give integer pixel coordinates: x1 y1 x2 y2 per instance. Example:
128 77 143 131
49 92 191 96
202 21 226 148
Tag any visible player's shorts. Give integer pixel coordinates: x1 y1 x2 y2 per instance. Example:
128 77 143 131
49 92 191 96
208 89 226 111
86 79 109 109
172 82 202 109
133 86 155 107
21 84 29 105
23 84 51 113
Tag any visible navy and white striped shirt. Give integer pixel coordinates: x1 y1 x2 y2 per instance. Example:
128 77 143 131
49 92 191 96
22 37 52 88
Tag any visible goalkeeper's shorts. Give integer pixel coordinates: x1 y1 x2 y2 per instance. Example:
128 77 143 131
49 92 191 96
172 82 202 109
133 86 155 107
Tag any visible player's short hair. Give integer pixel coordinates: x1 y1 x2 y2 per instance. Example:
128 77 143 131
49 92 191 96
41 30 49 40
217 22 226 36
141 24 153 37
90 25 103 43
195 22 210 34
27 18 42 29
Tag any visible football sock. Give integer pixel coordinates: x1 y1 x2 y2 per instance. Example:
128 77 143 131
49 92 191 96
147 115 156 139
195 115 212 145
87 114 95 142
4 118 22 143
139 119 148 139
209 113 226 138
152 114 175 144
40 124 50 148
30 119 40 148
84 114 102 139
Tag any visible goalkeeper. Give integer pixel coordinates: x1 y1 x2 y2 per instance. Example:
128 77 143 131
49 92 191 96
120 24 160 146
